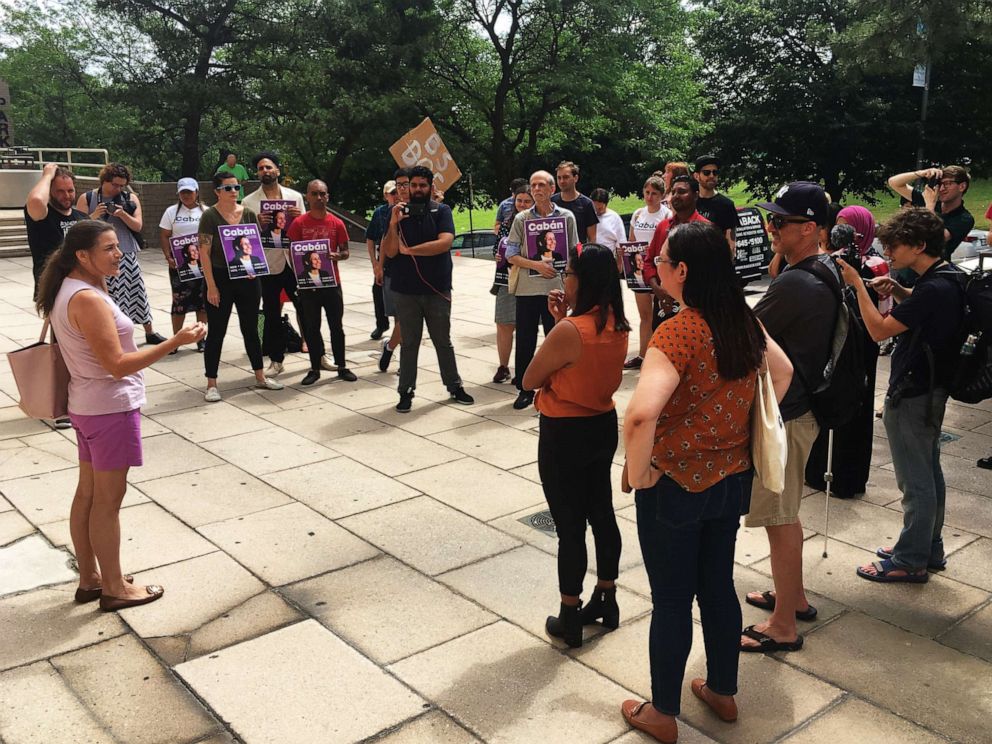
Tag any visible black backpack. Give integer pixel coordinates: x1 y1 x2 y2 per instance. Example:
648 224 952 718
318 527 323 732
940 266 992 403
790 258 870 429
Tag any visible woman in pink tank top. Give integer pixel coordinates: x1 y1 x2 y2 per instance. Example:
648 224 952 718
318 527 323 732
37 221 206 612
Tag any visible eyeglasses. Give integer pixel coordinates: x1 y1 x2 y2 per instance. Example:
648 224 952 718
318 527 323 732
653 255 678 267
767 214 812 229
700 169 719 176
395 182 411 189
216 184 239 192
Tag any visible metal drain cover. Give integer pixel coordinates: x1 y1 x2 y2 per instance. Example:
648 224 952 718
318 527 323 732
519 510 557 535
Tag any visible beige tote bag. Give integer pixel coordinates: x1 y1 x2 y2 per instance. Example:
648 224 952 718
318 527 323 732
6 319 70 420
751 363 787 494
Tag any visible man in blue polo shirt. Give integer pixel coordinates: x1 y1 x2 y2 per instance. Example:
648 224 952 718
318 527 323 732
381 165 474 412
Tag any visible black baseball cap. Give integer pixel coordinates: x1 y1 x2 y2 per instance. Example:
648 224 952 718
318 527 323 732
758 181 828 226
694 154 720 171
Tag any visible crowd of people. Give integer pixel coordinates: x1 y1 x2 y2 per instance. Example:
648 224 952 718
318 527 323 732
20 149 989 742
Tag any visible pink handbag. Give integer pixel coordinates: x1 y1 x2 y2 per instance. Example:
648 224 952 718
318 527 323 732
6 319 70 420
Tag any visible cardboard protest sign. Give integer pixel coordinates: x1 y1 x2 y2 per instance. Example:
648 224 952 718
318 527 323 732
219 224 269 279
291 239 338 289
524 216 566 276
733 207 773 283
620 242 651 292
170 234 204 283
389 117 461 190
493 237 510 287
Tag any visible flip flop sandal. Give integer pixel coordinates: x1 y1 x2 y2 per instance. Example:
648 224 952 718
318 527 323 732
740 625 804 653
856 559 928 584
744 590 818 621
875 547 945 571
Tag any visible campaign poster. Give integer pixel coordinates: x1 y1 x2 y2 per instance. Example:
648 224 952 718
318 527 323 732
259 199 296 247
291 239 338 289
219 223 269 279
170 233 204 283
524 216 566 276
620 242 651 292
733 207 773 283
493 237 509 287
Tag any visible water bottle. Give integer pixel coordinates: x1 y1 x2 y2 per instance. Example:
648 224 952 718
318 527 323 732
960 333 980 357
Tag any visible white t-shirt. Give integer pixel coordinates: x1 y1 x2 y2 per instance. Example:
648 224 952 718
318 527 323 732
158 203 204 238
630 204 671 243
595 208 626 251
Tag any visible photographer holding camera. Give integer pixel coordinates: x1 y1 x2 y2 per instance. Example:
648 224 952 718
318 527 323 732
77 163 166 345
381 164 473 412
887 165 975 262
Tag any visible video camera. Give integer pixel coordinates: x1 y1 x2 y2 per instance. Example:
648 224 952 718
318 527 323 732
829 223 861 270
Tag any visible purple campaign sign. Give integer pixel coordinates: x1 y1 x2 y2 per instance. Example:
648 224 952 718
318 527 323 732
291 239 338 289
219 223 268 279
524 216 567 276
169 234 204 283
620 241 650 292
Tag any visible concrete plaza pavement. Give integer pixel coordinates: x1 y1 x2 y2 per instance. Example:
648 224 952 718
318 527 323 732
0 246 990 743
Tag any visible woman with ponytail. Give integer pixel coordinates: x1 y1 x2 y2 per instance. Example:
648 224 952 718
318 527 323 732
521 243 630 649
620 222 793 743
38 221 205 611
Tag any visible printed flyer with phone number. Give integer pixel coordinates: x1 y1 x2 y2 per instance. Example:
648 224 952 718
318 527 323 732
219 224 269 279
620 242 651 292
291 239 338 289
169 234 204 283
524 216 566 276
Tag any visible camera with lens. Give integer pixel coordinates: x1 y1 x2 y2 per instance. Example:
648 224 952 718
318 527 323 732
829 223 861 270
402 201 428 217
103 201 119 214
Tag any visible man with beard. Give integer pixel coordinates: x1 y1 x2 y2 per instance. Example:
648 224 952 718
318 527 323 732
381 165 473 412
25 162 87 295
552 161 598 244
693 154 738 253
242 150 304 376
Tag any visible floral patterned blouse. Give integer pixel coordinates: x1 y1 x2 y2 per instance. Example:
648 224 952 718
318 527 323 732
648 308 757 492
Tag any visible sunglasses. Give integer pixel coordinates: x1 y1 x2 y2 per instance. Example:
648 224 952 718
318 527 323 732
216 184 240 192
767 214 812 229
699 169 719 176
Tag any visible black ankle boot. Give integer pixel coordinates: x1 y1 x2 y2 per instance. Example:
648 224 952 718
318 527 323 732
580 587 619 629
546 601 583 648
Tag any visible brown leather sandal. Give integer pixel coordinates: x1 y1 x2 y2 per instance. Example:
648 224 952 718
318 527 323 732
621 699 677 744
74 575 134 604
99 585 164 612
691 678 738 722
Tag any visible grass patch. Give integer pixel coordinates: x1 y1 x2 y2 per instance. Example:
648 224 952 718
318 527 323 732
447 180 992 234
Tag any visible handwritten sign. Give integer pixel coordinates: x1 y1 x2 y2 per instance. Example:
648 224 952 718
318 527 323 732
389 117 461 188
0 81 12 147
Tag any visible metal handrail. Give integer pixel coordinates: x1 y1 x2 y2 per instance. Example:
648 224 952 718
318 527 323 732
0 147 109 174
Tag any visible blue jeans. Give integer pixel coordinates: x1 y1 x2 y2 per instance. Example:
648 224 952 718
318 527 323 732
635 470 752 716
884 390 949 570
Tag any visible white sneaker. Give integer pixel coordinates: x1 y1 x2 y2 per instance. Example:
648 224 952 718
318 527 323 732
266 361 284 377
256 377 284 391
320 355 336 371
204 387 222 402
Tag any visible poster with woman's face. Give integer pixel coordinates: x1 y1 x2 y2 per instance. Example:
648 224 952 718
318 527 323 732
219 224 269 279
291 239 338 289
620 241 651 292
524 216 567 276
260 200 296 235
170 234 203 282
493 236 510 287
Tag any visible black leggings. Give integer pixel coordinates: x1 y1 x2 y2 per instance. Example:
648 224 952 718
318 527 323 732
515 295 555 390
204 273 263 379
299 287 345 371
260 264 299 363
538 410 622 596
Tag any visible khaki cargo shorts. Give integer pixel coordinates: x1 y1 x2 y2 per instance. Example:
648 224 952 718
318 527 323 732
745 411 819 528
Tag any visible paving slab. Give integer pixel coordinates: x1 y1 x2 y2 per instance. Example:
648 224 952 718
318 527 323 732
398 458 547 521
150 401 271 443
136 463 293 527
0 441 76 479
140 381 206 416
360 399 486 436
177 619 425 744
375 710 482 743
328 426 465 476
199 428 337 476
781 696 946 744
284 555 496 664
307 377 405 410
611 726 718 744
129 433 224 482
752 537 989 638
260 455 419 519
41 501 216 572
0 405 49 440
198 501 379 585
937 601 992 662
0 509 33 546
440 545 651 645
940 537 992 591
428 421 539 470
339 496 519 576
261 399 387 441
52 634 221 744
0 661 114 744
186 590 302 662
943 487 992 538
791 612 992 744
0 534 76 597
389 621 633 744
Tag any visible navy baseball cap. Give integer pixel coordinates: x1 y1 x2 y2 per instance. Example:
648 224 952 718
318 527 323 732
758 181 828 226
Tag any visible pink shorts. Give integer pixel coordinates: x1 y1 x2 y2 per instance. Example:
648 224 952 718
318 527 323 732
70 409 143 471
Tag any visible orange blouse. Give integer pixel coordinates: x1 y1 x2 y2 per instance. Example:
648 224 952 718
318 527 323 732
648 308 756 492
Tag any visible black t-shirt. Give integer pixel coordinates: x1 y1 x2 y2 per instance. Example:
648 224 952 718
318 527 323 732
551 193 598 242
754 255 839 421
390 202 456 295
910 189 975 260
889 262 966 397
24 206 87 276
696 194 738 234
